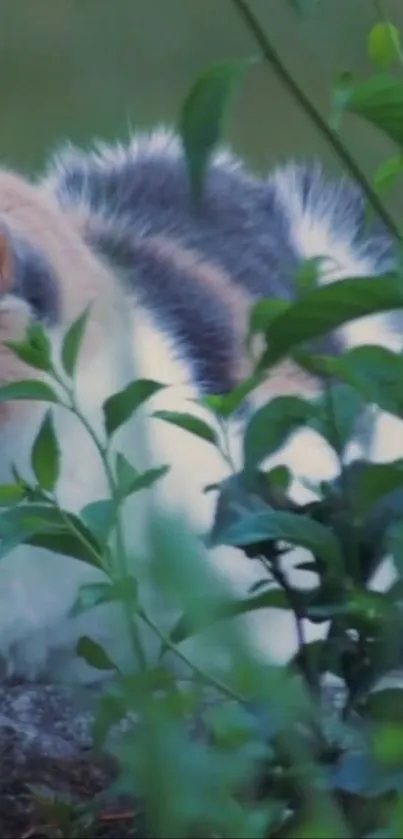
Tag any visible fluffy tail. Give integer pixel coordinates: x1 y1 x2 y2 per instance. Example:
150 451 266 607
41 128 399 351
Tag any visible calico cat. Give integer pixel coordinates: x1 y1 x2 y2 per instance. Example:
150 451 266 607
0 128 399 681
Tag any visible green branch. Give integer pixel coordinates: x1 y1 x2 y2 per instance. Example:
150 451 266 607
232 0 401 241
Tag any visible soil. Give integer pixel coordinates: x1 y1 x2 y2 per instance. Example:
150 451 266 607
0 733 145 839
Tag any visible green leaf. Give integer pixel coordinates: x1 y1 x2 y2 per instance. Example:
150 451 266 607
212 470 296 553
308 588 388 622
265 465 292 492
6 321 53 373
70 582 113 617
368 22 402 70
61 307 91 378
6 341 51 372
0 483 25 506
364 688 403 724
27 530 103 566
342 74 403 148
80 499 115 541
204 702 259 748
0 379 60 404
203 370 263 418
350 461 403 519
244 396 314 469
310 383 365 453
327 345 403 417
257 274 403 369
179 59 253 203
70 576 138 617
76 635 116 671
115 452 138 493
294 256 324 293
170 588 289 644
374 154 403 193
0 503 103 566
211 508 343 571
126 465 170 494
153 410 218 446
248 297 291 338
115 454 170 499
103 378 164 437
31 410 60 492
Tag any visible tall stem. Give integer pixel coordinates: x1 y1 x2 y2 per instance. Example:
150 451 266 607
232 0 401 241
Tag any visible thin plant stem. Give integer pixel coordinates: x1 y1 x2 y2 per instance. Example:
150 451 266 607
231 0 401 242
139 609 246 705
265 556 319 695
52 497 106 570
52 368 148 672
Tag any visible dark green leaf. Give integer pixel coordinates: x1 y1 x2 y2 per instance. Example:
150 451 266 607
212 471 274 544
211 508 343 571
248 297 290 337
103 378 164 437
153 410 218 445
257 274 403 369
0 380 60 404
0 503 103 566
31 410 60 492
343 74 403 148
311 383 365 453
61 307 91 378
244 395 314 469
265 465 292 491
364 688 403 724
327 345 403 417
76 635 116 671
351 461 403 519
27 531 103 566
179 59 253 202
308 588 388 622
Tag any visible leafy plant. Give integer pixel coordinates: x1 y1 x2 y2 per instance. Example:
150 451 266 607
6 2 403 837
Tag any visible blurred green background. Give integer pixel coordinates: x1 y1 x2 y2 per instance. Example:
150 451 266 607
1 0 403 214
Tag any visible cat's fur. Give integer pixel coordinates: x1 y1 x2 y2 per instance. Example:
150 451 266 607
0 128 400 682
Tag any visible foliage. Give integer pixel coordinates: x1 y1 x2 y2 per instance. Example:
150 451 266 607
5 2 403 837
